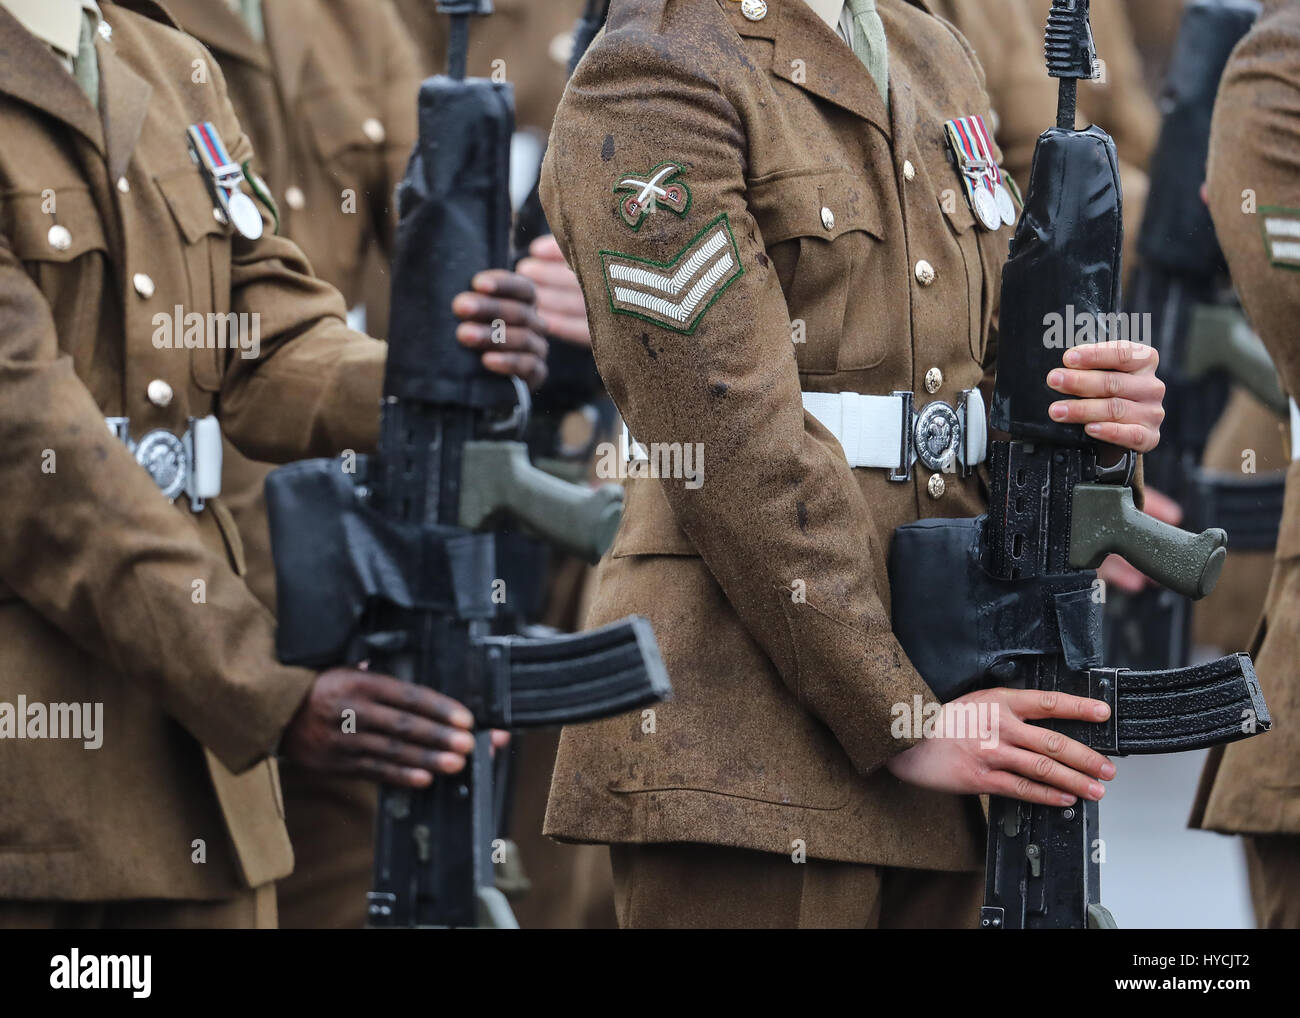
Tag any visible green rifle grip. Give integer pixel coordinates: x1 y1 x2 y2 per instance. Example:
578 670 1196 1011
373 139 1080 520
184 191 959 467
1069 483 1227 599
459 441 623 563
1184 305 1289 418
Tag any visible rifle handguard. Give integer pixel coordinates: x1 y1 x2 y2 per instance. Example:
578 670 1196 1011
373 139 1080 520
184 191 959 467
1068 483 1226 598
458 441 623 563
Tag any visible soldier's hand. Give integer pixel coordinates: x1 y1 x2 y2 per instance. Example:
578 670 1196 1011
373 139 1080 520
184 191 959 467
885 688 1116 807
281 667 507 788
1045 340 1165 453
516 235 593 348
453 270 549 390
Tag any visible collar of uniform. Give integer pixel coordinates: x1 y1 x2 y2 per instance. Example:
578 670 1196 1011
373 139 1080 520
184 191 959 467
95 13 153 183
0 3 104 151
718 0 894 135
0 0 100 59
803 0 845 32
160 0 271 71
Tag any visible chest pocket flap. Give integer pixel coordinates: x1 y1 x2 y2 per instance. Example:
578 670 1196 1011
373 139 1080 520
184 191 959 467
1 188 107 263
749 169 888 374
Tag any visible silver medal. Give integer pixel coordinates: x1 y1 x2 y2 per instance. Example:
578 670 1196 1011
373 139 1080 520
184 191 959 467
226 191 264 240
994 182 1017 227
973 184 1001 231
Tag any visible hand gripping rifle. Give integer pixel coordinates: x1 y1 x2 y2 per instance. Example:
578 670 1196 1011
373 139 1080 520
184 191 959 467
1108 0 1287 671
888 0 1270 929
262 0 670 929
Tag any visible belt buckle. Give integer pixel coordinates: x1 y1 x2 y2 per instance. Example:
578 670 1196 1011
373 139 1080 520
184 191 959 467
133 429 190 502
914 400 961 475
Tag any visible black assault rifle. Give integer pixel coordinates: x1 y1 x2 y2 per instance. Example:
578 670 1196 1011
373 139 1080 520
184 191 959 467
889 0 1271 929
1108 0 1287 671
262 0 670 929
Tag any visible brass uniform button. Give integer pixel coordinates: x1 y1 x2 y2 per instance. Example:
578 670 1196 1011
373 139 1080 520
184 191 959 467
97 21 113 42
47 225 72 251
133 273 155 299
116 177 130 194
821 206 835 231
741 0 769 21
902 160 916 182
285 186 306 211
915 260 936 286
924 367 943 394
928 473 946 499
146 379 174 408
362 118 387 145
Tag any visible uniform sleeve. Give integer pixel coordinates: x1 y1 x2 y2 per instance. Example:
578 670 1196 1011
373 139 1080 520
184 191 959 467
201 52 386 464
0 233 316 775
541 32 935 775
1208 15 1300 387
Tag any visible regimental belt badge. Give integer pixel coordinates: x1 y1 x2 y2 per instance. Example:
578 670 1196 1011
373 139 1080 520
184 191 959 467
614 162 692 231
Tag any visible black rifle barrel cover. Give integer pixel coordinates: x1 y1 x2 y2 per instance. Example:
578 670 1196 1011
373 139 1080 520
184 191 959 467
385 76 518 410
990 126 1123 444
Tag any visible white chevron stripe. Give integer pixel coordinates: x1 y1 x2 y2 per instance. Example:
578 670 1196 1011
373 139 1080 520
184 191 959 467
608 227 730 296
613 252 736 323
1265 217 1300 239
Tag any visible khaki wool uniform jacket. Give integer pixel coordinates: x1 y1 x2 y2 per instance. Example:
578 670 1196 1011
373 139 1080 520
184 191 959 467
164 0 419 613
540 0 1016 871
0 0 384 900
1192 0 1300 837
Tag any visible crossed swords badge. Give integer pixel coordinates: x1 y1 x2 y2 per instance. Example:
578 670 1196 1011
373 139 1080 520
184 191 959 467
614 162 692 230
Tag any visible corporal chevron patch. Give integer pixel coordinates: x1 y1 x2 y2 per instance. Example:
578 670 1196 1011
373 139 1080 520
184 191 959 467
600 214 744 334
1262 207 1300 270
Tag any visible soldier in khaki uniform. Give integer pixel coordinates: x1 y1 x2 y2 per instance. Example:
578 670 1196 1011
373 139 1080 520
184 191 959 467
162 0 422 931
1191 0 1300 929
540 0 1166 928
0 0 544 928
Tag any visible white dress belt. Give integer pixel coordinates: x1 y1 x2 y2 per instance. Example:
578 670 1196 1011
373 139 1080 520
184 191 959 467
623 387 988 482
106 415 223 512
1292 398 1300 462
802 388 987 480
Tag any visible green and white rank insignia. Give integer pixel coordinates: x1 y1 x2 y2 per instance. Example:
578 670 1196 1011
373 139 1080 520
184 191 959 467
1262 207 1300 270
614 162 691 230
601 213 743 334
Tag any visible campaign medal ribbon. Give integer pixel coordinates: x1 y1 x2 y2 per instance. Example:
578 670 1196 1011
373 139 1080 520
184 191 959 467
943 117 1000 232
967 115 1018 227
186 122 264 240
